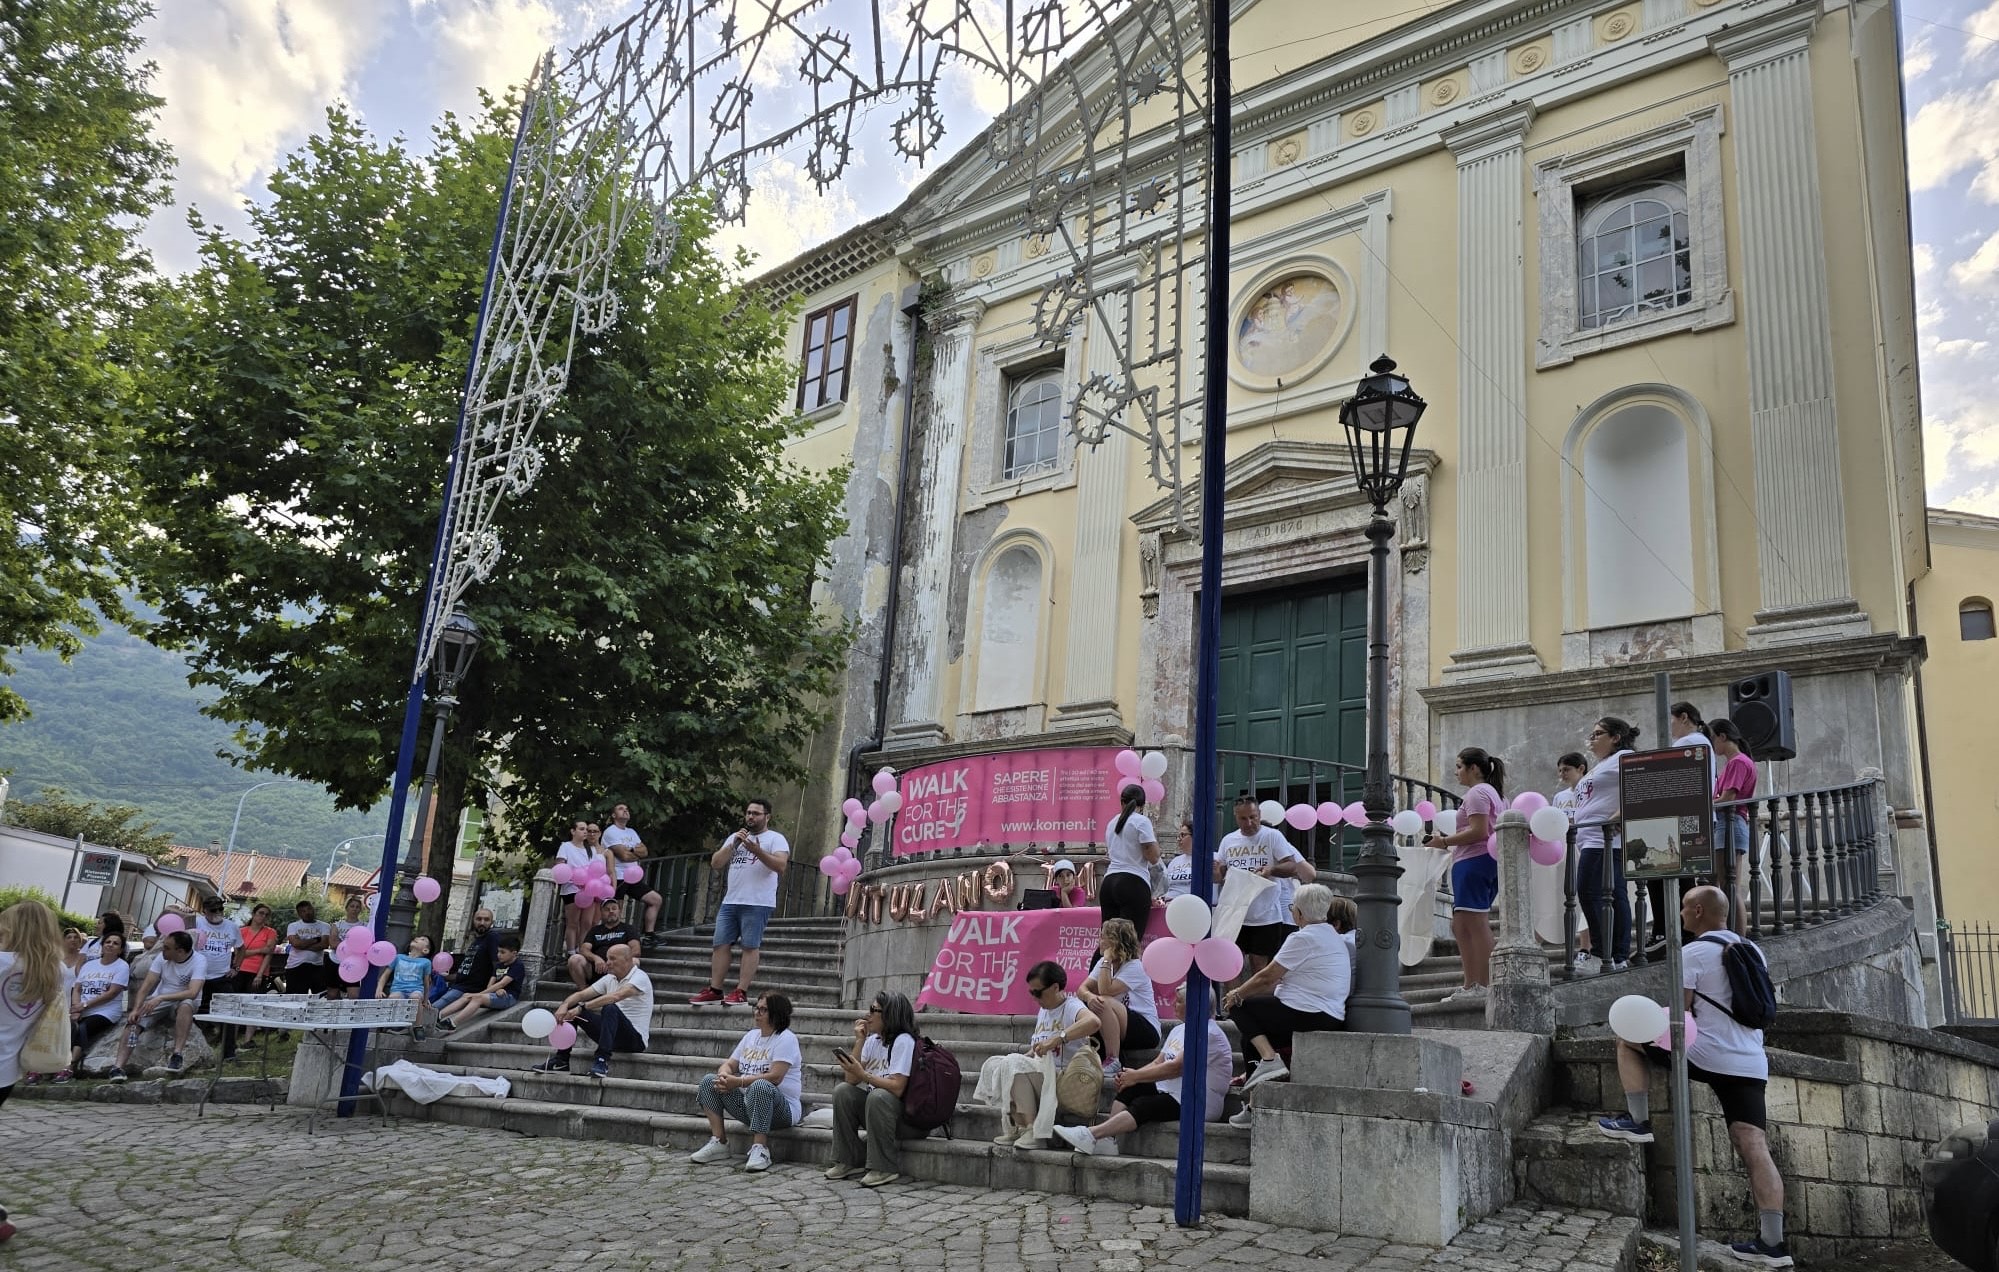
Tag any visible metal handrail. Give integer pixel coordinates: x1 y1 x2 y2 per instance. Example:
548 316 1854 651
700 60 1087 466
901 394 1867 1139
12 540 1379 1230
1940 922 1999 1024
637 845 846 932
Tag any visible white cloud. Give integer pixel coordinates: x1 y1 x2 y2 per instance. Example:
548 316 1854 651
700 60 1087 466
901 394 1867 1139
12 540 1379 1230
408 0 564 119
1914 242 1938 280
1949 229 1999 288
139 0 398 267
1906 81 1999 197
1931 337 1991 357
1904 32 1935 79
1965 1 1999 59
714 157 862 270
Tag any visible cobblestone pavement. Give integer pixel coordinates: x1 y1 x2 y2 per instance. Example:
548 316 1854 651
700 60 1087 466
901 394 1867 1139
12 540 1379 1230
0 1103 1639 1271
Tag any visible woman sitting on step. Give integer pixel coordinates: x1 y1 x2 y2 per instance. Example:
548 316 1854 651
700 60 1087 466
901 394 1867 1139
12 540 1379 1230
688 991 803 1174
1055 983 1233 1157
1220 883 1350 1115
826 990 920 1188
1075 919 1159 1078
973 961 1100 1152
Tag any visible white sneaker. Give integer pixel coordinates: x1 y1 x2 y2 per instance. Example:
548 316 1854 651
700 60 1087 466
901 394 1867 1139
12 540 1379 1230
744 1144 772 1173
1610 959 1630 972
1445 984 1488 1003
688 1137 731 1165
1087 1136 1119 1156
1241 1057 1290 1091
1574 955 1604 978
992 1125 1024 1146
1228 1105 1255 1128
1100 1059 1122 1080
1055 1125 1096 1154
1013 1137 1047 1151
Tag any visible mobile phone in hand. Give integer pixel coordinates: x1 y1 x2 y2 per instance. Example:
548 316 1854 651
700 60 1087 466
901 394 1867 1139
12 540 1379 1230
833 1047 855 1065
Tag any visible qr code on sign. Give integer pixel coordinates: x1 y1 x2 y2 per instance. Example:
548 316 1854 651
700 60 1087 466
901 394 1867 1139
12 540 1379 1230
1678 816 1703 835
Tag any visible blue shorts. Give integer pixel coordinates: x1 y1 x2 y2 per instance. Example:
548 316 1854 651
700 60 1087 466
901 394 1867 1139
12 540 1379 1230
1451 855 1499 913
714 903 773 950
483 991 518 1010
1724 814 1750 857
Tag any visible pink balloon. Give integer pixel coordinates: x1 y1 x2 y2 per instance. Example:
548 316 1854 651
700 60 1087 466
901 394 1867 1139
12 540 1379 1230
1192 936 1244 982
1142 937 1196 983
620 863 642 883
412 876 441 904
845 810 867 830
585 856 609 878
1141 778 1166 805
1415 800 1437 820
155 912 185 935
1114 749 1143 778
431 951 453 975
832 874 856 895
872 769 897 795
1511 791 1549 815
818 855 838 877
842 797 865 819
1284 803 1317 831
838 831 859 849
342 926 373 953
1343 801 1368 828
1316 801 1342 827
833 846 854 864
551 862 574 884
548 1021 578 1049
1655 1015 1698 1051
1529 837 1565 867
338 955 368 983
867 801 891 825
367 940 398 968
838 858 864 880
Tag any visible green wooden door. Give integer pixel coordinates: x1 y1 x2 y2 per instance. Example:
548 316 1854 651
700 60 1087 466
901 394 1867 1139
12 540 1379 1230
1214 578 1369 804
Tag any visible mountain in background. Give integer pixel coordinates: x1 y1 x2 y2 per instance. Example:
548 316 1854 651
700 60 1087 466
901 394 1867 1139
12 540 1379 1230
0 609 391 870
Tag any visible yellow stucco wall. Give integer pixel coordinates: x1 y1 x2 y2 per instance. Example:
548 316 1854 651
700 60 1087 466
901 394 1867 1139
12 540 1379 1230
1919 512 1999 925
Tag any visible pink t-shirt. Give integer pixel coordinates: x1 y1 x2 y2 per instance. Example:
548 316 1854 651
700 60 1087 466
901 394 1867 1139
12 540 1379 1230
1716 753 1757 808
1456 784 1503 863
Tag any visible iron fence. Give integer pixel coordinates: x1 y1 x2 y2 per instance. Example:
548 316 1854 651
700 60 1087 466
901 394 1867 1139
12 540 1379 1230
1216 749 1462 877
1941 923 1999 1024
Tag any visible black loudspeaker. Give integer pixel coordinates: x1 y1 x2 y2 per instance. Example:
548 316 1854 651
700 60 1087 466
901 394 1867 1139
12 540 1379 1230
1728 670 1797 762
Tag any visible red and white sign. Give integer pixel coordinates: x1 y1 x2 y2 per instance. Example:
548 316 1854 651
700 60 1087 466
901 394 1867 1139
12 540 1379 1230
892 746 1126 857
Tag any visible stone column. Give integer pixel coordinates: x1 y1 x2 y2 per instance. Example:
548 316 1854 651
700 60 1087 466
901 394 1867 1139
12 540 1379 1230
520 866 559 983
1052 306 1130 732
886 303 982 748
1489 810 1555 1033
1442 107 1542 682
1712 9 1867 644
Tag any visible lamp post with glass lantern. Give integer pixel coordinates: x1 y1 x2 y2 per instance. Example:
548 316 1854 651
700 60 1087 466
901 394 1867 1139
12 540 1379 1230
382 609 480 952
1338 354 1426 1034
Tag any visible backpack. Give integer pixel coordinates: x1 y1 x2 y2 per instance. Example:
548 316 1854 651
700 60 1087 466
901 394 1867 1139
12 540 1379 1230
899 1036 961 1135
1693 934 1779 1030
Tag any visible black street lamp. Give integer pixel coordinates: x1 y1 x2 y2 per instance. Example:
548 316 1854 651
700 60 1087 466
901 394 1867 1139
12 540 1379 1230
383 609 480 952
1338 354 1425 1034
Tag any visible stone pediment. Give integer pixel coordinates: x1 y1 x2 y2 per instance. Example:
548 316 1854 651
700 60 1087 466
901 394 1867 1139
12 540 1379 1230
1131 438 1437 538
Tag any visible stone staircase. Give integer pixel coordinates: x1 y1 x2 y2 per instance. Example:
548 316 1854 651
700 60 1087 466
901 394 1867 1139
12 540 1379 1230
379 916 1582 1214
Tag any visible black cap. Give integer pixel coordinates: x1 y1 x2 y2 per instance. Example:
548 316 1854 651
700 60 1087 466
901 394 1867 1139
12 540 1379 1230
202 895 225 910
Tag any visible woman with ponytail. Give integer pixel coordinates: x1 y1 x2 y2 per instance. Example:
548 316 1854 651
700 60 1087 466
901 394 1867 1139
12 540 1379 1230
1 899 65 1242
1424 748 1506 1001
1100 784 1160 933
1574 717 1640 973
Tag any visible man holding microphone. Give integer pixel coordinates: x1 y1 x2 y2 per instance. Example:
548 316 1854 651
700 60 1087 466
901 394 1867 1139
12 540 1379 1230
689 798 789 1007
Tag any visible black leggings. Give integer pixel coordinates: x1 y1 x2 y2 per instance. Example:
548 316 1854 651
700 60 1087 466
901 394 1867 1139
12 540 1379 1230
1230 995 1342 1051
1098 871 1154 934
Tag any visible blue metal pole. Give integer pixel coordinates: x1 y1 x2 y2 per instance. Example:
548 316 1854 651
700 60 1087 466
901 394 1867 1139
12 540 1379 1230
1174 0 1231 1227
338 78 540 1114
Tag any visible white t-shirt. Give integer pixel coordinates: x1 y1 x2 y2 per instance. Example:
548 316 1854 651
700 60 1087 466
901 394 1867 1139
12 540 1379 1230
1156 1020 1233 1117
193 916 243 981
601 824 642 859
1103 812 1157 878
1162 854 1193 899
1103 957 1159 1034
590 966 654 1042
1031 993 1093 1067
1217 827 1303 927
74 956 131 1022
1685 931 1769 1081
1672 733 1714 790
555 841 592 896
732 1027 804 1122
0 951 50 1088
1572 751 1631 853
150 952 206 1000
285 920 332 967
724 830 790 908
1272 923 1351 1019
1553 786 1577 813
860 1032 916 1079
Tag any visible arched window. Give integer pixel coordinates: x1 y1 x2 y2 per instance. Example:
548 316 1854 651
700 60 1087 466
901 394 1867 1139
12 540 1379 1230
973 546 1044 709
1002 369 1063 479
1581 404 1697 628
1577 180 1691 330
1963 598 1997 641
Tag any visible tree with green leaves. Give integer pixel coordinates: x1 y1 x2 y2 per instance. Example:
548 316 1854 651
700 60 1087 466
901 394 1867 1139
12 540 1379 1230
125 101 851 918
3 785 175 859
0 0 173 722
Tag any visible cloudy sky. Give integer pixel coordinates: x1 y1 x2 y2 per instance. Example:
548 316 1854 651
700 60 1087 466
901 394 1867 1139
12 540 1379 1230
137 0 1996 516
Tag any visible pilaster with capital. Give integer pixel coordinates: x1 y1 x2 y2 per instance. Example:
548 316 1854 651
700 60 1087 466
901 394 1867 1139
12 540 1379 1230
1051 304 1130 732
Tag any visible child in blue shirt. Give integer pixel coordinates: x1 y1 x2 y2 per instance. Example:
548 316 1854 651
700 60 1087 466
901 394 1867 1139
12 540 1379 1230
379 935 434 1038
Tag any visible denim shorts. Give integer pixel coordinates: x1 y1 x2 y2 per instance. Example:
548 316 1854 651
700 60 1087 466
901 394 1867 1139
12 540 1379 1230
485 991 518 1010
714 903 773 950
1451 855 1500 913
1724 814 1751 857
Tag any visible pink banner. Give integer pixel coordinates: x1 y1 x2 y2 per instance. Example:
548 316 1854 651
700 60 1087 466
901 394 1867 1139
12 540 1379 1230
915 907 1181 1016
892 746 1126 857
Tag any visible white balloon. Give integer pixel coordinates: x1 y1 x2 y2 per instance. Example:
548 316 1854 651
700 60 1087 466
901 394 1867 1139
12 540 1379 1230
1391 809 1424 838
520 1008 557 1040
1433 809 1459 836
1529 806 1571 843
877 790 904 814
1164 894 1213 943
1258 799 1286 827
1139 750 1169 781
1607 995 1669 1047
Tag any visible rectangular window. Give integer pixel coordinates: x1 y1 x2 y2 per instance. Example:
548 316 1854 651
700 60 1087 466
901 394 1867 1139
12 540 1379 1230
797 296 857 411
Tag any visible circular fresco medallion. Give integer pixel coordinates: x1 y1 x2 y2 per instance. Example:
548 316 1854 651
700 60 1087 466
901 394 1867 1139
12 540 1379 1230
1236 273 1344 379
